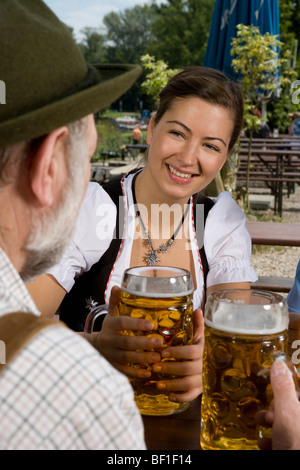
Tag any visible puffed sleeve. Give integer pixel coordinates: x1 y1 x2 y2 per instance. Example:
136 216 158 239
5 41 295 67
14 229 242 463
204 192 258 288
47 182 117 292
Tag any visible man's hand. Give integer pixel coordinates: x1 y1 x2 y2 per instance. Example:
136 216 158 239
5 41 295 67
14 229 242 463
256 360 300 450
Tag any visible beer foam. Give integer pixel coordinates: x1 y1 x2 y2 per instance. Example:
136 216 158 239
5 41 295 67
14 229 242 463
121 287 193 298
205 302 288 335
122 266 194 298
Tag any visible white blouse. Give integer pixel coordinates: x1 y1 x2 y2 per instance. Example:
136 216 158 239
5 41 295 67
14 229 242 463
48 171 257 310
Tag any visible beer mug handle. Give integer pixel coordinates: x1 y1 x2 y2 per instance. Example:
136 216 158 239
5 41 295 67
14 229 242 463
84 303 108 341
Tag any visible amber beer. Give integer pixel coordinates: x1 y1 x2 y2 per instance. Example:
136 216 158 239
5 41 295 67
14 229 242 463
119 266 194 416
200 289 289 451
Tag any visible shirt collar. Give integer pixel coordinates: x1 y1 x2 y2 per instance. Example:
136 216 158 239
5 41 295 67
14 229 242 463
0 247 40 317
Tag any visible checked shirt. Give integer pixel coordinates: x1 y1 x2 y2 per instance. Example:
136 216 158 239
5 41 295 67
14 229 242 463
0 248 146 450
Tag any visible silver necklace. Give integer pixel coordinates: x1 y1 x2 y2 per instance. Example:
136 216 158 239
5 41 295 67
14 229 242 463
132 174 190 266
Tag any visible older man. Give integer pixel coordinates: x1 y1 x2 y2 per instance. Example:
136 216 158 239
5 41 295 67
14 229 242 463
0 0 144 450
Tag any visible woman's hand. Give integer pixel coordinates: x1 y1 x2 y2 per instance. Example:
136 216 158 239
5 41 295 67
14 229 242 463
95 286 164 378
94 286 205 403
151 308 204 403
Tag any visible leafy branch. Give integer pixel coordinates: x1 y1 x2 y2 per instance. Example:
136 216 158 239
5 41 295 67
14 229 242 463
230 24 295 210
140 54 181 105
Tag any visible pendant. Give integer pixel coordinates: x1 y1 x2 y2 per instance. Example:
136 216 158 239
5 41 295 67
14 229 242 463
145 249 160 266
158 243 168 253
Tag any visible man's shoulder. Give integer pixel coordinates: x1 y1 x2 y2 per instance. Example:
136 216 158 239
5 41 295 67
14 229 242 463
2 320 128 390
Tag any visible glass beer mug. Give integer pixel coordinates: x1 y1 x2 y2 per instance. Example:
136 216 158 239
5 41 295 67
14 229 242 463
84 266 194 416
200 289 290 451
119 266 194 416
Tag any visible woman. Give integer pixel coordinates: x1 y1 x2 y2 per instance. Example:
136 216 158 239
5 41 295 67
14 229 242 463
28 66 257 403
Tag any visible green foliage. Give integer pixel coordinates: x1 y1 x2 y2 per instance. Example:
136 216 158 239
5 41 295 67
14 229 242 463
267 0 300 132
73 1 214 110
230 24 296 134
103 4 158 64
140 55 181 104
78 27 107 63
231 24 291 119
93 120 127 162
70 0 299 120
267 83 299 133
75 1 214 71
148 0 214 68
230 24 294 209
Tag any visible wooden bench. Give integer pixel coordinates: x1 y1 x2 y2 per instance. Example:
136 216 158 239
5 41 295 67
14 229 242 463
237 171 300 178
239 136 300 145
247 221 300 294
237 174 300 216
246 222 300 247
251 276 294 293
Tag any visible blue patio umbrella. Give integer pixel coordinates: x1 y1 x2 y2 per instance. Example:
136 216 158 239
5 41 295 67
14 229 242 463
203 0 280 82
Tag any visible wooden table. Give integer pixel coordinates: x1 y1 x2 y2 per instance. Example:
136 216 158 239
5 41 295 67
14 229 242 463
237 147 300 216
247 221 299 293
246 221 300 247
142 396 202 450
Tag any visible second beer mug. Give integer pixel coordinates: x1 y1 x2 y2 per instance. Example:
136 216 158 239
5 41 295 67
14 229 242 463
120 266 194 416
200 289 290 450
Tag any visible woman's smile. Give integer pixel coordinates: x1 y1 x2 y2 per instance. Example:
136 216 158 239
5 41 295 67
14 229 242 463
166 163 199 184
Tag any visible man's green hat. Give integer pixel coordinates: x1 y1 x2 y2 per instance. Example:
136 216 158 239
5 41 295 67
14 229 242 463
0 0 141 147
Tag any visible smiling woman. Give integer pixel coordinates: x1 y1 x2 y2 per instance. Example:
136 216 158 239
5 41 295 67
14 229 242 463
153 67 244 152
28 66 258 407
142 96 234 204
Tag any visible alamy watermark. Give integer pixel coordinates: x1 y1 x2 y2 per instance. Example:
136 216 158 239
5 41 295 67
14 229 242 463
0 80 6 104
0 340 6 364
291 341 300 366
95 199 205 250
291 79 300 105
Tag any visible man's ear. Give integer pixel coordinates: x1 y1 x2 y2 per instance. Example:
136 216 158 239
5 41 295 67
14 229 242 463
30 127 69 207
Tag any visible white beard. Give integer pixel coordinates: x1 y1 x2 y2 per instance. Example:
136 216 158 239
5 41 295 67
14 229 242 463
20 130 89 283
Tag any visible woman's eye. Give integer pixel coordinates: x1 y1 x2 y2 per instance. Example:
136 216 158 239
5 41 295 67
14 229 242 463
170 130 184 138
204 143 219 152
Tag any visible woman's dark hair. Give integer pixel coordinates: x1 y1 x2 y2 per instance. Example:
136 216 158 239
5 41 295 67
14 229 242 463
154 66 244 152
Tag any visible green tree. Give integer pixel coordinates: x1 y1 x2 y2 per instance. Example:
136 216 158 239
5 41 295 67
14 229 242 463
149 0 214 68
268 0 300 132
78 27 107 63
291 0 300 70
140 54 181 106
102 4 158 111
231 24 293 209
64 24 77 41
103 4 158 64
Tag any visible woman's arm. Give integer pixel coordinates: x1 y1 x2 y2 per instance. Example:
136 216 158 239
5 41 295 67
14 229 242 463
207 281 250 298
27 273 67 317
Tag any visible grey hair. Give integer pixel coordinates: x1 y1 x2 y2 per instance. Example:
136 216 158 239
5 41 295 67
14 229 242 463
0 117 88 186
